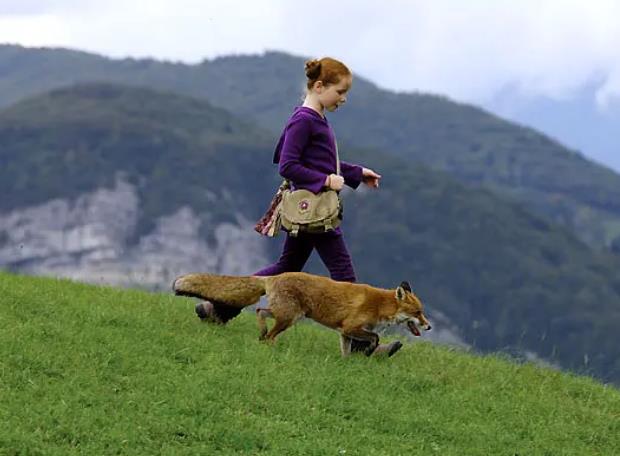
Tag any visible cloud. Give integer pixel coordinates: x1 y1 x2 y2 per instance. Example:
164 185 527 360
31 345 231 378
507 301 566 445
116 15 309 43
596 65 620 110
0 0 289 62
0 14 70 46
0 0 96 16
1 0 619 106
284 0 620 106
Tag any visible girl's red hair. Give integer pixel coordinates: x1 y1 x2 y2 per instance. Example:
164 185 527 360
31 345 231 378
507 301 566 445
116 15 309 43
304 57 351 90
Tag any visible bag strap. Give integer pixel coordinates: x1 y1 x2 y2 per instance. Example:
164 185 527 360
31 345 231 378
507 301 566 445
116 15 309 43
335 139 340 176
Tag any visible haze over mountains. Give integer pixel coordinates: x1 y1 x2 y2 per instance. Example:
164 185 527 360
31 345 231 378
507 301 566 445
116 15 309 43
1 44 620 384
485 77 620 173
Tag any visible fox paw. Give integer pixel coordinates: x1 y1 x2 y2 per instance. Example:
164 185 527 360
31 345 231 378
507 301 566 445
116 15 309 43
387 341 403 357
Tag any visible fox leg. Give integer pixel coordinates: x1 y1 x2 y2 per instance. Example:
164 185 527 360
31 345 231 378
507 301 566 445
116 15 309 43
373 341 404 357
263 292 304 343
340 334 401 358
256 308 274 340
264 317 295 343
339 334 353 357
342 329 380 357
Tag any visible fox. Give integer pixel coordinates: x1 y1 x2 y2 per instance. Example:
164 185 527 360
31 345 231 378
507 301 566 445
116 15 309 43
172 271 431 356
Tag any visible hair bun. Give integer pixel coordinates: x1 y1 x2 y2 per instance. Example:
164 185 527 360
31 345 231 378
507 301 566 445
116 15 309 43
304 59 321 80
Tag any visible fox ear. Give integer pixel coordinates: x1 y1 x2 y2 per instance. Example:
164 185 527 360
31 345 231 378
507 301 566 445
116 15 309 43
400 281 412 292
395 286 406 300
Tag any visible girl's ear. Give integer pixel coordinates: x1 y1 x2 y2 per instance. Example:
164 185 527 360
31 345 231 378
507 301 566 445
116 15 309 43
314 80 324 92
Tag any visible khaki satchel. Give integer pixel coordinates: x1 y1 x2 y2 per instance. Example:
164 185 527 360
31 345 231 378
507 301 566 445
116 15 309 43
254 142 343 238
280 185 342 237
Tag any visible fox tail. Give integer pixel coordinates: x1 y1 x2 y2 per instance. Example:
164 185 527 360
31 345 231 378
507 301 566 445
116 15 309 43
172 273 267 308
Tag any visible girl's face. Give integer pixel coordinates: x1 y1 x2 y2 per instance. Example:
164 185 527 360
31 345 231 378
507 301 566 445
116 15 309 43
316 75 352 112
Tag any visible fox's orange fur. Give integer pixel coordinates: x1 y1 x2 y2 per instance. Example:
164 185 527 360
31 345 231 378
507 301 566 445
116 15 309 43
173 272 431 356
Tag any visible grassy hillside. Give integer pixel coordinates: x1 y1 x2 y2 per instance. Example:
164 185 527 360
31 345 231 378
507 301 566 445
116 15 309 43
1 271 619 455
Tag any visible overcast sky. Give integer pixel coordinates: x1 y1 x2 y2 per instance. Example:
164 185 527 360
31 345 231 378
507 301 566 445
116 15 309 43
1 0 620 109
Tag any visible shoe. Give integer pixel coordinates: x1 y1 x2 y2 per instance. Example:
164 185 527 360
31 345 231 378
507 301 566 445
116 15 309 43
194 301 242 325
195 301 211 319
195 301 223 324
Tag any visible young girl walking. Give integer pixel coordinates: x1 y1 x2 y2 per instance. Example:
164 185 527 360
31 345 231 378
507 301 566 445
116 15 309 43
196 57 401 357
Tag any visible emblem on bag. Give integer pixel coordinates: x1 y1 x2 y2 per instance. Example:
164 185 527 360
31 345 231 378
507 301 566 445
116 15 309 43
299 200 310 212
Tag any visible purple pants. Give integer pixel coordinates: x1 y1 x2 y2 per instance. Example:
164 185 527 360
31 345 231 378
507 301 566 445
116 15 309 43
253 229 356 282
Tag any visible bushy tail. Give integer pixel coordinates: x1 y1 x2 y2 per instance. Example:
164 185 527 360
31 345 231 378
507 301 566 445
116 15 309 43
172 273 267 308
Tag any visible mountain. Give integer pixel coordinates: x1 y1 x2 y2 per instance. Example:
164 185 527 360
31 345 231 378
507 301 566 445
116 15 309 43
484 77 620 173
2 83 620 384
0 83 279 287
2 44 620 250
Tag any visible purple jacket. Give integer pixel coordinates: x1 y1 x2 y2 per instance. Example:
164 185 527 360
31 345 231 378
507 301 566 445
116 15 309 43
273 106 364 194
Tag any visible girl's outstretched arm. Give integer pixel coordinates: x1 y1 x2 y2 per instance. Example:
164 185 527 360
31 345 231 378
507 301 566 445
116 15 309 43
340 161 364 189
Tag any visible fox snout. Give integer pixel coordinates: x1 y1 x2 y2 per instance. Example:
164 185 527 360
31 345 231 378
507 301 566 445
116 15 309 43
407 317 432 337
418 317 432 331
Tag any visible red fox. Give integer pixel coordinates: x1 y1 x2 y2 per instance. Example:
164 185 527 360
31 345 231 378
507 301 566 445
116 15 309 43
173 272 431 356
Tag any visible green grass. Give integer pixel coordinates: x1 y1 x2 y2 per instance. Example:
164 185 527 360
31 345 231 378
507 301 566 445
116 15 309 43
1 271 619 455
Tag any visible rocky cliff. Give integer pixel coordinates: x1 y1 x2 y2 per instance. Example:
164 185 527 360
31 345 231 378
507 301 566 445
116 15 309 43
0 176 269 290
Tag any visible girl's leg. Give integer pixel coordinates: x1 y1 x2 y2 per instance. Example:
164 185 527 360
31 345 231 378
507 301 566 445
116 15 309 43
313 231 356 282
253 232 314 276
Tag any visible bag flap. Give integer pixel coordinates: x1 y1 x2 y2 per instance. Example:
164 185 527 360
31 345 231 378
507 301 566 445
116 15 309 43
281 189 340 224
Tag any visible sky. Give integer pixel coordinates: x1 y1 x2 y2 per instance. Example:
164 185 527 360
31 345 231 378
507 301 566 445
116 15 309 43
1 0 619 168
1 0 619 105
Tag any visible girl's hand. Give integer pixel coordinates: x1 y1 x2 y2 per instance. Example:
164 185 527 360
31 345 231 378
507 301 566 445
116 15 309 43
326 174 345 191
362 168 381 188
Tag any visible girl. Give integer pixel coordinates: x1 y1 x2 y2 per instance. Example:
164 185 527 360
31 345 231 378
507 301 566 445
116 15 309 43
197 57 401 357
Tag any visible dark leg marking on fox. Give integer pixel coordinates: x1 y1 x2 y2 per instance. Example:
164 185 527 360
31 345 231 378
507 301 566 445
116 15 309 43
350 339 372 354
343 329 380 357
